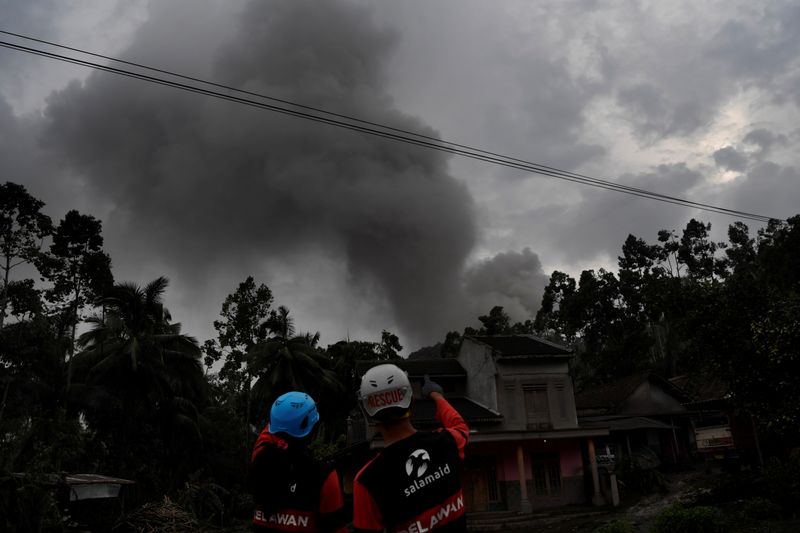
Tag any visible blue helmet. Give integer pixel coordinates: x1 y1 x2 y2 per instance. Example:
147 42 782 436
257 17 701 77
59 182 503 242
268 391 320 438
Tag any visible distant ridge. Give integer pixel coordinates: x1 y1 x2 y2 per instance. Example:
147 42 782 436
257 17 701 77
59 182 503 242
407 343 443 360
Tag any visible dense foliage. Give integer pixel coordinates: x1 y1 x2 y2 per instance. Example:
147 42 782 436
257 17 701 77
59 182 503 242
1 180 798 530
0 182 407 530
442 214 800 446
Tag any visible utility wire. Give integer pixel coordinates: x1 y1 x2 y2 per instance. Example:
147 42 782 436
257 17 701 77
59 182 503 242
0 29 772 223
0 32 781 223
0 37 774 223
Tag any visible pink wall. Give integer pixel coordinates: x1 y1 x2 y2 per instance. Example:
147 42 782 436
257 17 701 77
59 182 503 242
468 439 584 481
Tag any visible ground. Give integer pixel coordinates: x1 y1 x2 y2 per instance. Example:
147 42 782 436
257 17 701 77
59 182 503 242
480 468 800 533
119 468 799 532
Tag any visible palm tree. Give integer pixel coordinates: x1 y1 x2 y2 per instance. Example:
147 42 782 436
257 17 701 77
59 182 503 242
248 307 342 432
71 277 208 491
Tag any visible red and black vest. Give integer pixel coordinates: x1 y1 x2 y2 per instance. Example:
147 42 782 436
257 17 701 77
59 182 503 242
248 432 347 533
354 399 468 533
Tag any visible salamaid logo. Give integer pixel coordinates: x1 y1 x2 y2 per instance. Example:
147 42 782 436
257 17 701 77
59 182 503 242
403 449 452 497
406 449 430 477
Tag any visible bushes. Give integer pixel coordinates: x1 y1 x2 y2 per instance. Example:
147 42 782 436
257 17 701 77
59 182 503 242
652 504 724 533
598 518 635 533
761 456 800 516
616 448 667 494
736 497 782 522
0 473 63 533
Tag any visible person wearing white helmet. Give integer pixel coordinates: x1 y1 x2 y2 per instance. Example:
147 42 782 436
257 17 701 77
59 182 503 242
353 364 469 533
248 391 347 533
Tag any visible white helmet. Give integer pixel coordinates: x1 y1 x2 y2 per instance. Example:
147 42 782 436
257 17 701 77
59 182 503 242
359 363 413 418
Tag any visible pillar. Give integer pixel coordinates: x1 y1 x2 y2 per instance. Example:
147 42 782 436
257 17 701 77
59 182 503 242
609 472 620 507
587 438 602 506
516 443 532 513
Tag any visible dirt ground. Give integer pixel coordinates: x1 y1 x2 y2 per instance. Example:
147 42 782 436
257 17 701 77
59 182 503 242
501 470 713 533
500 469 800 533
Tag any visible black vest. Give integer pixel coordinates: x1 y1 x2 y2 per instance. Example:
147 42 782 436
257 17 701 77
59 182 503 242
358 430 466 533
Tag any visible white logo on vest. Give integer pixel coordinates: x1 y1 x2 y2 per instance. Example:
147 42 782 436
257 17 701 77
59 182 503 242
406 449 431 478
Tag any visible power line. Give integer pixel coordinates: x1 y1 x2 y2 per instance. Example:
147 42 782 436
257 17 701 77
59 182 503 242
0 32 782 223
0 36 775 223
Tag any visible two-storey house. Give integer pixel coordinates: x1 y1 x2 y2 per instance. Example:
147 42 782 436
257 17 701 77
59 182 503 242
349 335 610 513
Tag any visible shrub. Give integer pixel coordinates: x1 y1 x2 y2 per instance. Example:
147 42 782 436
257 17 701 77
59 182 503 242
179 481 230 526
761 456 800 516
616 448 667 494
598 518 635 533
651 504 724 533
0 473 63 533
736 496 782 522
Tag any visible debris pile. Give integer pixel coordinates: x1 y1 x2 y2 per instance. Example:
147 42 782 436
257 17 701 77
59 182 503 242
114 496 199 532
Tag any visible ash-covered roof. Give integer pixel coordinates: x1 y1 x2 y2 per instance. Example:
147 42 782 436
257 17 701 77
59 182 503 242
410 396 502 425
575 373 689 412
668 375 730 404
469 335 572 357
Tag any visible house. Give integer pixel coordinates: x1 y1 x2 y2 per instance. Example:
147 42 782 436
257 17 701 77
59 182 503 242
349 335 611 513
575 373 764 469
575 373 692 467
668 375 763 466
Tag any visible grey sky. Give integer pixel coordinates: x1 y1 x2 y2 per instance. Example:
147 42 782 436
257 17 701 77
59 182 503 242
1 0 798 351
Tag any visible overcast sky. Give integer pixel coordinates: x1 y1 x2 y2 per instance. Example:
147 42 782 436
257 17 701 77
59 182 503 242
2 0 798 352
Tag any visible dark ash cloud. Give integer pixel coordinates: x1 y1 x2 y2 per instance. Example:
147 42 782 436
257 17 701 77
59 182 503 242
463 248 548 323
39 0 477 346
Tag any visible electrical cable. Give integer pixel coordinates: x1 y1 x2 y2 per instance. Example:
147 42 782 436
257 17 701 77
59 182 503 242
0 33 781 223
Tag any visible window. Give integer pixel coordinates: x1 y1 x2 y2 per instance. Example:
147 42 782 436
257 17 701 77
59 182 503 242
531 454 562 497
554 381 567 420
504 382 518 421
523 383 550 426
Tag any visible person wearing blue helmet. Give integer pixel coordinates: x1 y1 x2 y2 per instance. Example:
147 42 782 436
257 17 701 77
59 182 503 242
248 391 347 533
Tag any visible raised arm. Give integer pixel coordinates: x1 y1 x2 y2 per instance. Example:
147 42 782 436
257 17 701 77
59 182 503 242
423 375 469 458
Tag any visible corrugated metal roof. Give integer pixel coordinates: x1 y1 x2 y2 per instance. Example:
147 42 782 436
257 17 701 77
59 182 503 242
65 474 135 485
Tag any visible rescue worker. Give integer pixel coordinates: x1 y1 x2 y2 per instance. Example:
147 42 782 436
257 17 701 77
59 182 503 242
248 391 347 533
353 365 468 533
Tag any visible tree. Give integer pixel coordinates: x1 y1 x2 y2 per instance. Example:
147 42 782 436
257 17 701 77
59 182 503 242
706 216 800 443
725 221 756 274
756 215 800 292
441 331 463 358
377 329 402 359
743 296 800 440
477 306 511 336
72 277 208 492
203 276 274 463
0 182 52 328
248 307 343 434
326 331 402 419
0 316 65 430
677 219 728 280
533 271 578 341
37 210 113 389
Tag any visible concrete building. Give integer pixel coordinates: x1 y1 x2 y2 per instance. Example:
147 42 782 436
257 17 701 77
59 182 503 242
349 335 611 513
